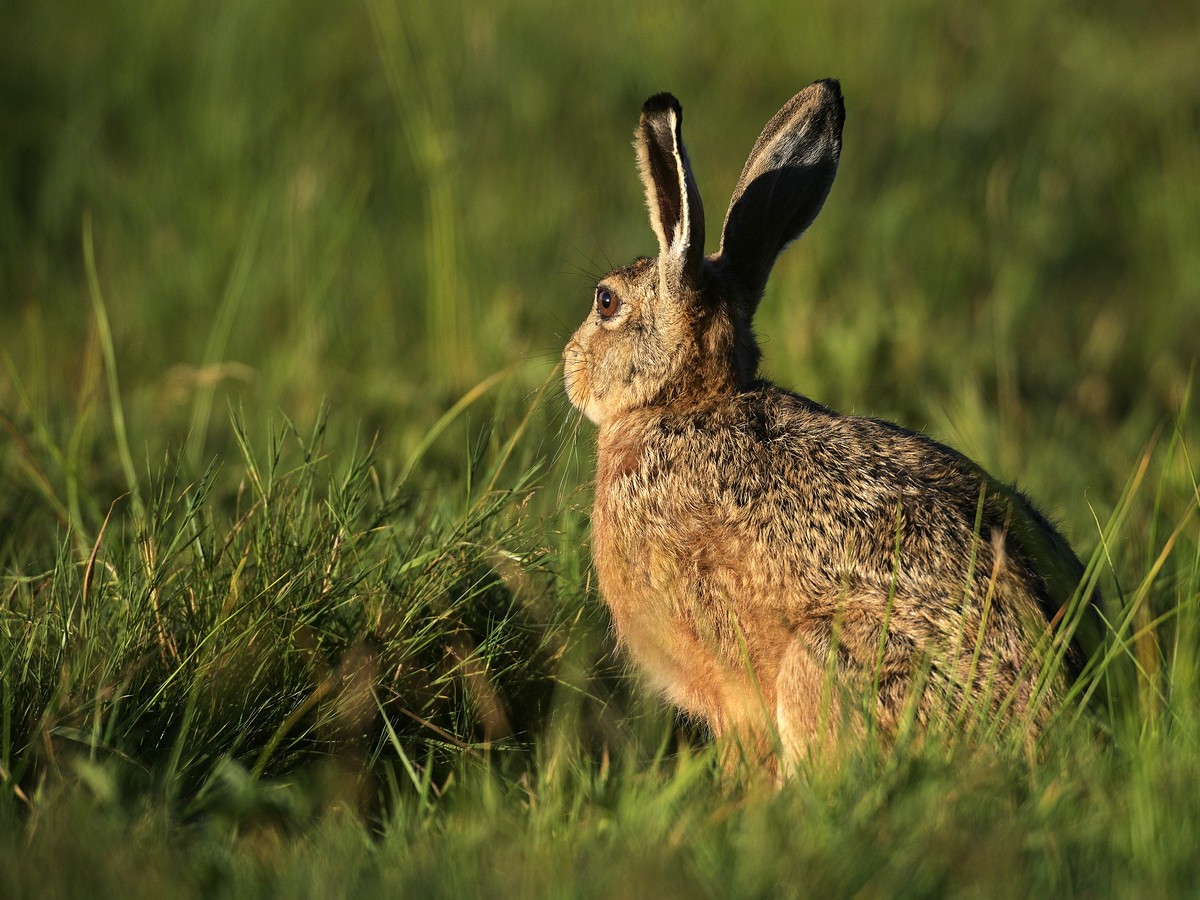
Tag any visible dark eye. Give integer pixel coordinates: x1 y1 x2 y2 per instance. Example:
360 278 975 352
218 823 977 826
595 286 620 319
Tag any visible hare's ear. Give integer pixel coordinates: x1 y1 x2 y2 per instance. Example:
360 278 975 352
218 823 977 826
636 93 705 287
717 79 844 309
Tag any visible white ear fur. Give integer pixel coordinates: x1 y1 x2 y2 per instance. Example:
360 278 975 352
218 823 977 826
635 94 705 285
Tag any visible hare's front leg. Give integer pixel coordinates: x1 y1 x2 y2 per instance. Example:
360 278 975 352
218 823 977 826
774 637 847 774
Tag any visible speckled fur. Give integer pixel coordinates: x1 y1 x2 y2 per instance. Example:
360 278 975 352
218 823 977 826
564 81 1088 768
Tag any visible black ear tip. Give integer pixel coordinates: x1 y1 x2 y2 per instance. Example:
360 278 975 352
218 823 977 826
813 78 845 127
814 78 842 98
642 92 682 117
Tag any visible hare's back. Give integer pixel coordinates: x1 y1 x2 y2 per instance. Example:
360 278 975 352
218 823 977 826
650 386 1079 622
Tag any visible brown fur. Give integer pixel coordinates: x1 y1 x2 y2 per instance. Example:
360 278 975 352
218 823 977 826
564 81 1090 771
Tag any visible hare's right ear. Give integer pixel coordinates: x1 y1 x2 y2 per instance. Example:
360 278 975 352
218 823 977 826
636 93 706 290
717 79 844 310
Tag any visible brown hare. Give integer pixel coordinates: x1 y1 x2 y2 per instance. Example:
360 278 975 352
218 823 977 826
563 80 1093 771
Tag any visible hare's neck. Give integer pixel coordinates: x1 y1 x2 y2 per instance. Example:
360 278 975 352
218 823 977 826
653 352 744 411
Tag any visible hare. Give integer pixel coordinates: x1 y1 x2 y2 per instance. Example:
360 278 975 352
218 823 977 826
563 80 1093 770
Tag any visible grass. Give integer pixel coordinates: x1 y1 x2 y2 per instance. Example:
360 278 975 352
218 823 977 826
2 0 1199 895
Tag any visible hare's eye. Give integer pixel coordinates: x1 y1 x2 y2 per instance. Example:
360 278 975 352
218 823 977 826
596 287 620 319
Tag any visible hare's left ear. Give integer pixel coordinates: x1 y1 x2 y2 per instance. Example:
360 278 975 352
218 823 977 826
717 79 844 311
636 94 706 288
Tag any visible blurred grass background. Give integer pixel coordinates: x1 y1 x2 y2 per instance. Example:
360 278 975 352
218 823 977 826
2 0 1199 895
4 0 1197 488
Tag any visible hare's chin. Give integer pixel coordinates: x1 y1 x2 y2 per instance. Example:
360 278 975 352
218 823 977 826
569 394 603 426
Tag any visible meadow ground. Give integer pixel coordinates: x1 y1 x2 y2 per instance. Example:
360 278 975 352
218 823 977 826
2 0 1199 896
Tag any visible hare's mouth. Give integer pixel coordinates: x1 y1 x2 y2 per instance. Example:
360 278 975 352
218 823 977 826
562 342 601 424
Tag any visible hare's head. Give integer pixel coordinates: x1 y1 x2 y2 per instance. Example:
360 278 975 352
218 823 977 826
564 80 845 425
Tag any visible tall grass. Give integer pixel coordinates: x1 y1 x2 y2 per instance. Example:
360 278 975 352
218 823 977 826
2 0 1199 894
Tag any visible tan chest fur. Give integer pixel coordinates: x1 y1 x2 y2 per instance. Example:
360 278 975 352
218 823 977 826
591 426 782 733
